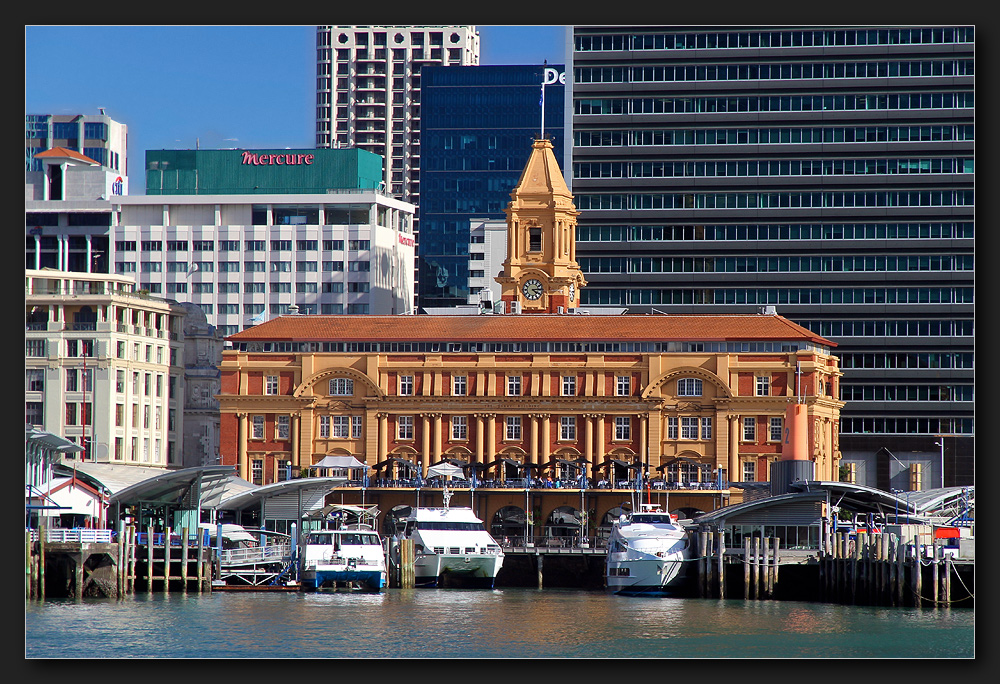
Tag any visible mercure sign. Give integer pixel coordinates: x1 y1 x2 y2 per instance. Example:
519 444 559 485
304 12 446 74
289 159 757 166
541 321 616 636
241 151 315 166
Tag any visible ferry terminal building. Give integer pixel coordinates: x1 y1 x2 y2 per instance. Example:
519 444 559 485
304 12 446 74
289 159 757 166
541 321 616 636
217 139 844 524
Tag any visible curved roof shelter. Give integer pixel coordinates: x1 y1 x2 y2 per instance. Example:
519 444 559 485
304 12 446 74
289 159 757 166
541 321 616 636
218 476 345 512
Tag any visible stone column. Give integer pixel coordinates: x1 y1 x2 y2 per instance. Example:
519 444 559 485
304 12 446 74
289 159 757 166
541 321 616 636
237 413 248 481
432 413 443 464
378 412 389 462
291 413 300 469
541 414 551 466
728 414 740 482
529 414 539 465
639 414 648 466
420 414 431 475
584 414 595 479
474 414 484 464
595 413 606 465
486 414 496 463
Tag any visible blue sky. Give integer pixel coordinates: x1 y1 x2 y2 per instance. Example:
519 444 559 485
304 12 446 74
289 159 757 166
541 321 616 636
25 25 567 194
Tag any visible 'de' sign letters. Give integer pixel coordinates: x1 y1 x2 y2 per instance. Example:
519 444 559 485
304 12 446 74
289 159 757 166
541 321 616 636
543 67 566 85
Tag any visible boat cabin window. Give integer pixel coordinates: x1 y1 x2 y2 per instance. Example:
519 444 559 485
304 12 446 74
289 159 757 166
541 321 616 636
630 514 674 525
412 521 485 531
339 533 379 545
307 532 334 545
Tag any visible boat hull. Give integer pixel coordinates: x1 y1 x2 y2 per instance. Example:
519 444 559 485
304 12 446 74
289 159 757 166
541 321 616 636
302 566 385 592
414 553 504 588
606 553 690 596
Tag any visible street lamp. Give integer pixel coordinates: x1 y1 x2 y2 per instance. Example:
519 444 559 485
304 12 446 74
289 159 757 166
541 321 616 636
934 438 945 489
890 488 901 524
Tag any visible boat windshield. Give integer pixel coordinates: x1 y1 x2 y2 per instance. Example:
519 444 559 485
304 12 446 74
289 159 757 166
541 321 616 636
412 521 485 532
630 514 674 525
307 532 379 545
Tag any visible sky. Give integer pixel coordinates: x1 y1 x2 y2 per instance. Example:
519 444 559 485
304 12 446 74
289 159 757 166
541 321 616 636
24 25 568 195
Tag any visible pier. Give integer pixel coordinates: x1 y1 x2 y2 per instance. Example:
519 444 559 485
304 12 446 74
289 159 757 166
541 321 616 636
684 530 974 607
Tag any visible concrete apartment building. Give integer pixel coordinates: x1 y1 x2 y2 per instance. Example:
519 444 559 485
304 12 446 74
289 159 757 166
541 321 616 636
26 269 187 468
314 25 480 297
566 26 974 490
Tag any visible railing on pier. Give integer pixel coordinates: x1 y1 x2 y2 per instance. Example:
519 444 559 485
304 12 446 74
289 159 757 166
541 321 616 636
28 528 114 543
500 534 606 551
219 543 291 566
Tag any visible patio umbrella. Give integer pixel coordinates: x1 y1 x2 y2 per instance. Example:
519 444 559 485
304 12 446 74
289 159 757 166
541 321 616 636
427 462 465 479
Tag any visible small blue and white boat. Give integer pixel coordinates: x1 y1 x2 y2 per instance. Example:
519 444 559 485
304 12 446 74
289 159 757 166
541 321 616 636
300 505 386 592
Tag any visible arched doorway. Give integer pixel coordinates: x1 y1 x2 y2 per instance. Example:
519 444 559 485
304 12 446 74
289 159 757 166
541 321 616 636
544 505 584 546
489 505 527 545
598 506 629 547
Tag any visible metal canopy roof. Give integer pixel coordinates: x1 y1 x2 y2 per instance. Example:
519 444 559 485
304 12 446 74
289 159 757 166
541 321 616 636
694 491 828 524
106 465 236 506
218 476 346 512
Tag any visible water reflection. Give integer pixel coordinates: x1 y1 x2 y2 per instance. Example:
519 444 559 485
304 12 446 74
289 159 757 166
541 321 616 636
26 589 973 659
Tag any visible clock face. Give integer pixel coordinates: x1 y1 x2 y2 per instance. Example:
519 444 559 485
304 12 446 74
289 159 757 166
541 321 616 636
522 279 544 301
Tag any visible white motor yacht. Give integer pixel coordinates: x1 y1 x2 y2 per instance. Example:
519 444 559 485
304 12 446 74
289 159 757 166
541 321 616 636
605 503 692 595
395 487 504 588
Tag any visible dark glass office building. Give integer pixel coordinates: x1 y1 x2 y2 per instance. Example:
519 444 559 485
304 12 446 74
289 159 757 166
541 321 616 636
569 26 974 488
418 64 565 309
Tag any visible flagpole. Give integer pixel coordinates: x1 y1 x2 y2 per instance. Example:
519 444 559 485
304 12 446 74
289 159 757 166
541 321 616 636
540 60 547 140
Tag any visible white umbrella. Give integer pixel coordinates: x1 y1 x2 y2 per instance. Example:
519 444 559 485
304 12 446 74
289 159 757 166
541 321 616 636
427 462 465 479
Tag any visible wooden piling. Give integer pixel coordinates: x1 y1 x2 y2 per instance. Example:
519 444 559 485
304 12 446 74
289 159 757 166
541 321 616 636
896 538 906 606
770 537 780 598
743 537 751 599
752 537 760 600
25 529 31 599
943 553 952 607
146 525 154 592
399 538 415 588
716 531 725 599
913 536 923 607
764 536 772 599
931 540 939 607
197 526 205 592
536 551 543 590
39 522 47 599
705 532 714 598
180 527 188 592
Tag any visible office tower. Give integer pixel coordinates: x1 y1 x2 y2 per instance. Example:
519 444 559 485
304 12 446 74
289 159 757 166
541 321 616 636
419 64 565 309
315 25 479 300
568 26 974 488
26 111 128 177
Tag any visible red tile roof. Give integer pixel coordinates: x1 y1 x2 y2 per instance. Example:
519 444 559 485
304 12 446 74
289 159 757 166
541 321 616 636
228 313 835 347
33 147 100 165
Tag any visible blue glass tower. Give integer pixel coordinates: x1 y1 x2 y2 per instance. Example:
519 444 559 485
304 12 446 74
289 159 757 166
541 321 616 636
418 64 565 309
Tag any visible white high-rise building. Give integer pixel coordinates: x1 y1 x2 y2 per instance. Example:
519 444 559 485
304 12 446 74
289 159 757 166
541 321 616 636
108 191 416 337
315 25 479 294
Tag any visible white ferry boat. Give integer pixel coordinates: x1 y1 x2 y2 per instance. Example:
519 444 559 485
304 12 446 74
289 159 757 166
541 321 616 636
300 505 387 592
395 487 504 588
605 503 692 595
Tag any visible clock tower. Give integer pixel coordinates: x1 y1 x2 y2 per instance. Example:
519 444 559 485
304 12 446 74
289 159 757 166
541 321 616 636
496 138 586 313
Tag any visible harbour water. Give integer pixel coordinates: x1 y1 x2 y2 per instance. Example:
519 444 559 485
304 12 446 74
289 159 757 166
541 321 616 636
25 588 973 659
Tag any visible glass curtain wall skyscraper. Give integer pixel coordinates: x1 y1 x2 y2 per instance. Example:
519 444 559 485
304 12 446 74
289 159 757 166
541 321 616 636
418 64 565 309
568 26 974 487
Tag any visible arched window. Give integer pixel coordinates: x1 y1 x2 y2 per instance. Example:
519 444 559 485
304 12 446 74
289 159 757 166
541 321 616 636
677 377 703 396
